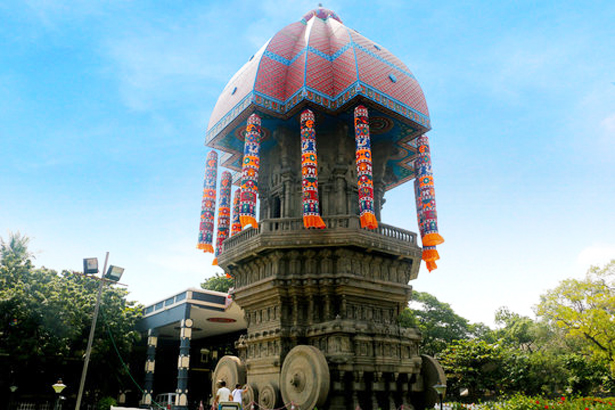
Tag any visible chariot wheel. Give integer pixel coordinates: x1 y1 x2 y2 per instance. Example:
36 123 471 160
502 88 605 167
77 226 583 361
211 355 246 393
242 384 258 409
280 345 330 409
258 382 279 409
410 354 446 410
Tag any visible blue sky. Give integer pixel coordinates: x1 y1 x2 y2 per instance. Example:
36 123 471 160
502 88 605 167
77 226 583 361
1 0 613 326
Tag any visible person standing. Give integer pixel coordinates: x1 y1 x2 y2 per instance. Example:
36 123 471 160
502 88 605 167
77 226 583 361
231 384 248 408
214 380 231 410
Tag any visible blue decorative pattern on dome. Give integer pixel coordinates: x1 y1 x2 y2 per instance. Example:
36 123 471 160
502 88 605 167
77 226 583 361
354 43 415 79
263 49 305 66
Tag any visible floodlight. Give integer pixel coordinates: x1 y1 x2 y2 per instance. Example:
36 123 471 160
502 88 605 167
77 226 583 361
105 265 124 282
83 258 99 275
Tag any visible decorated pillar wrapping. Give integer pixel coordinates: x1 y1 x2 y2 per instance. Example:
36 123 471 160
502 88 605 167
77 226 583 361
353 105 378 230
239 114 261 229
230 188 242 236
197 150 217 253
213 171 232 266
414 134 444 271
300 109 326 229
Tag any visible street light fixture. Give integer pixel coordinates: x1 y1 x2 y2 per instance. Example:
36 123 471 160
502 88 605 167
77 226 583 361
9 385 18 410
105 265 125 282
83 258 99 275
75 253 124 410
53 380 67 410
433 383 446 410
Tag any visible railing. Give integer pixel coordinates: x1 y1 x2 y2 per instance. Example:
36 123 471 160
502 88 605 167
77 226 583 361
11 402 97 410
222 215 417 253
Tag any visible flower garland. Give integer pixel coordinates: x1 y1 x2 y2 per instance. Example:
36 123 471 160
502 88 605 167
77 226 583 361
239 113 261 229
213 171 232 265
354 105 378 230
197 150 217 253
414 134 444 271
300 109 326 229
230 188 242 236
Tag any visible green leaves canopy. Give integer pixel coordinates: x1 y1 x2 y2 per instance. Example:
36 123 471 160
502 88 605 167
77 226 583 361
201 273 233 293
536 260 615 374
0 232 143 398
399 291 477 355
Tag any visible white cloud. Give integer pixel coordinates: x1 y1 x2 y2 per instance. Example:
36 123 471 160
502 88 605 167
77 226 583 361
576 243 615 272
601 113 615 137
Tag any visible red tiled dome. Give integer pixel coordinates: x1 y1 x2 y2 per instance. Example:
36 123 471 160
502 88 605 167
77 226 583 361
205 7 431 190
206 7 430 143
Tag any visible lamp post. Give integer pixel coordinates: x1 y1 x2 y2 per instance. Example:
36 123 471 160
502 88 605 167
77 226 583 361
9 385 18 410
53 380 67 410
75 253 125 410
433 383 446 410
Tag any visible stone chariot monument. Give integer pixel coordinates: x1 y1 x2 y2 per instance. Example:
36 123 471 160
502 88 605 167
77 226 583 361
198 7 446 410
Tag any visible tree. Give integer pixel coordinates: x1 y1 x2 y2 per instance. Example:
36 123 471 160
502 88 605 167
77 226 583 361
494 307 544 353
0 232 143 399
439 338 519 400
400 291 476 355
536 260 615 374
201 273 233 293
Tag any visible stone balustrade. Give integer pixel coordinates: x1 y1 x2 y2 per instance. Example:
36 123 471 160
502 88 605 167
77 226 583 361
220 216 418 266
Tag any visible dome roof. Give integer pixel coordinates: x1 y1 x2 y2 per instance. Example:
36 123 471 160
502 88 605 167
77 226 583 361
206 7 431 190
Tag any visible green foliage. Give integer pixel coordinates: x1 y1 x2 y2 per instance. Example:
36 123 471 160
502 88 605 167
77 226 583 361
97 396 117 410
536 260 615 375
481 394 615 410
0 232 143 398
495 307 543 352
439 338 520 400
401 276 615 399
400 291 477 355
437 336 610 399
201 273 233 293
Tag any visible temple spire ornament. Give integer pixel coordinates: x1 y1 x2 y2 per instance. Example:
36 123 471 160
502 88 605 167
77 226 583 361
197 150 217 253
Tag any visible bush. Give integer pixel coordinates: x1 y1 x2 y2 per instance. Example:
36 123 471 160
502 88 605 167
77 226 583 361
480 395 615 409
97 396 117 410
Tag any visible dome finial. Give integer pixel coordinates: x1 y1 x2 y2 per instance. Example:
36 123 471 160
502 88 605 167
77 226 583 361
302 6 342 23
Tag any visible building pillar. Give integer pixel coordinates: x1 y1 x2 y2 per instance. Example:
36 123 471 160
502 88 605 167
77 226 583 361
141 329 158 408
175 318 193 410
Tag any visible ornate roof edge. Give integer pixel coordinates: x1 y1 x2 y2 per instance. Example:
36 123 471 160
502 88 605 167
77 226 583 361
205 81 431 145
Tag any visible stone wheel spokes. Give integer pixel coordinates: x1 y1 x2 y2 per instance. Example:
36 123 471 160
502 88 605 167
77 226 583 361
280 345 330 409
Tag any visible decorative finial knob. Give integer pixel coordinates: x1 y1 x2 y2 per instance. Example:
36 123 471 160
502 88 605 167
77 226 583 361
318 3 323 7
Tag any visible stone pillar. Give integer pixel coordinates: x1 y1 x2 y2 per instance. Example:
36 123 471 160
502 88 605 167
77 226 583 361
283 177 292 217
141 329 158 408
175 318 193 410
